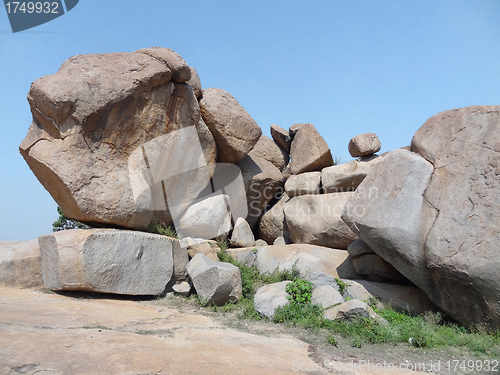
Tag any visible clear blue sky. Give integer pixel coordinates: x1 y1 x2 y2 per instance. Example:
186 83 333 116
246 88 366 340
1 0 499 241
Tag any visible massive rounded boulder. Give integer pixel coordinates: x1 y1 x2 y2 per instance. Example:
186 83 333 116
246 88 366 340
19 49 216 230
342 105 500 329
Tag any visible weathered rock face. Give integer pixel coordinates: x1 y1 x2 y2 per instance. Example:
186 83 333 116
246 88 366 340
229 217 255 248
39 229 174 295
180 237 220 261
346 239 375 258
352 254 405 282
284 171 321 197
186 253 242 305
321 155 381 193
237 154 284 229
187 66 202 98
254 281 291 319
311 285 343 309
258 193 291 245
249 135 289 171
284 193 357 249
270 124 292 153
348 133 381 157
135 47 191 83
343 106 500 329
289 123 333 174
199 88 262 163
0 240 42 288
20 50 216 230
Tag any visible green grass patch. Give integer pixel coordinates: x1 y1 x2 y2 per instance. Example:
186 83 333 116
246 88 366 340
148 221 178 238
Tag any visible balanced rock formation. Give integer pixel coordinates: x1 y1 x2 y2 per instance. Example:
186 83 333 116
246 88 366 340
39 229 178 295
342 106 500 329
270 124 292 153
289 123 333 174
249 135 289 171
199 88 262 163
20 49 216 230
348 132 381 157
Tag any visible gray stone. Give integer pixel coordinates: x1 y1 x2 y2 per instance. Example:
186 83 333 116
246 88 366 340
324 299 370 320
172 281 191 297
39 229 174 295
135 47 191 83
284 193 357 249
311 285 344 308
270 124 292 153
180 237 220 262
258 193 291 245
187 66 202 98
346 239 375 258
254 281 291 319
273 237 286 246
255 239 268 247
227 248 256 267
284 172 321 197
0 239 42 288
289 123 333 174
348 133 381 157
321 155 382 193
178 194 232 240
352 254 405 282
186 253 242 305
230 217 255 248
199 88 262 163
304 272 340 293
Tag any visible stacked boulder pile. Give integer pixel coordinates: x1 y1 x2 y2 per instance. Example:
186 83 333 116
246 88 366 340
0 47 499 330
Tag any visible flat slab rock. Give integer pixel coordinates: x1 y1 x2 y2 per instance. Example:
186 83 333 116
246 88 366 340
39 229 175 295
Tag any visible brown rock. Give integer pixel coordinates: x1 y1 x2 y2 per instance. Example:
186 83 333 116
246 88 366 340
270 124 292 152
0 239 42 288
346 238 375 258
249 135 289 171
348 133 381 157
199 88 262 163
187 66 202 98
135 47 191 82
258 193 291 245
284 171 321 197
321 155 381 193
20 51 216 230
289 123 305 137
289 123 333 174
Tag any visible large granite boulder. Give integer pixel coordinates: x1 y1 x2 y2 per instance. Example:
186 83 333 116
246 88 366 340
39 229 175 295
342 106 500 329
284 193 357 249
186 253 242 305
249 135 289 171
237 154 284 229
321 155 381 193
0 239 42 288
258 193 291 245
289 123 333 174
199 88 262 163
20 49 216 230
284 171 321 197
254 281 291 319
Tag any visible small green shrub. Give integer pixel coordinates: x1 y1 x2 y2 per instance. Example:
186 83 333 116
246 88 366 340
286 279 314 306
326 334 338 347
148 221 178 238
335 278 349 295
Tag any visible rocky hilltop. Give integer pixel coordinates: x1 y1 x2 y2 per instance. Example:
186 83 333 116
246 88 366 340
1 47 499 331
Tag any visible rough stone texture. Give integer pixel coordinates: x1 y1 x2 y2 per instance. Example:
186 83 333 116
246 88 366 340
345 279 438 315
289 123 333 174
237 154 284 229
305 272 341 293
410 105 500 329
187 66 202 98
341 149 435 290
172 281 191 296
346 239 375 258
169 237 189 284
227 248 257 267
199 88 262 163
258 193 291 245
270 124 292 153
249 135 289 171
135 47 191 83
178 194 231 240
284 193 357 249
289 123 305 137
348 133 381 157
322 155 381 193
324 299 370 320
252 244 359 279
284 171 321 197
180 237 220 262
1 287 335 375
311 285 344 309
39 229 174 295
186 253 242 305
230 217 255 248
0 240 42 288
20 50 216 230
352 254 405 282
254 281 291 319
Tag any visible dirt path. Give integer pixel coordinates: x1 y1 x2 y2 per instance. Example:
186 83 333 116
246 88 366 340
0 287 429 375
